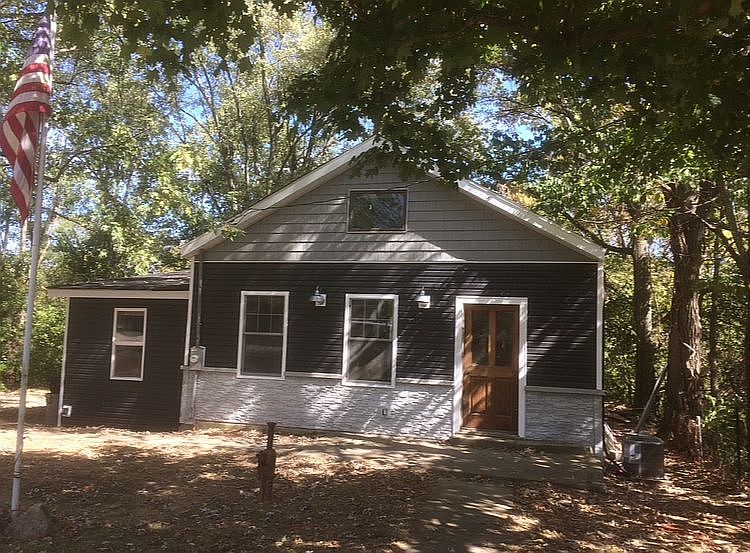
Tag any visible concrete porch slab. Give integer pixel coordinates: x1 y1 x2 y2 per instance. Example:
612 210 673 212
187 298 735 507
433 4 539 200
278 431 603 491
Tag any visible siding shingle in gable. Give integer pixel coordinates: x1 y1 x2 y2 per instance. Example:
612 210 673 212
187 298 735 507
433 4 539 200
202 167 590 263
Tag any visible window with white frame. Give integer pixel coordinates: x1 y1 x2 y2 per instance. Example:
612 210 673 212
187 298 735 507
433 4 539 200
344 294 398 386
237 291 288 378
110 308 147 380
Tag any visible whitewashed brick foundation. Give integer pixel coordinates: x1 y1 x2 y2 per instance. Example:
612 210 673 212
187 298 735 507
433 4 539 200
524 387 603 450
181 369 603 449
182 368 453 439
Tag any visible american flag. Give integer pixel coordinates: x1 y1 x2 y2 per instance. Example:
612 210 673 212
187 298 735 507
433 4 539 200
0 16 53 222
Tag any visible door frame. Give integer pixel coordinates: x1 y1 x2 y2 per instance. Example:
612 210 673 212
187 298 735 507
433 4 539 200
453 296 528 436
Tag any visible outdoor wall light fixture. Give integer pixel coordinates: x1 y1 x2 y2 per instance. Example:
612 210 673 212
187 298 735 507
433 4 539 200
416 288 431 309
310 287 327 307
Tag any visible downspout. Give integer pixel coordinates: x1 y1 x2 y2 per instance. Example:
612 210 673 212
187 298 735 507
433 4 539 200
191 252 204 424
194 252 203 347
180 253 203 427
596 262 605 456
56 297 70 427
182 257 196 366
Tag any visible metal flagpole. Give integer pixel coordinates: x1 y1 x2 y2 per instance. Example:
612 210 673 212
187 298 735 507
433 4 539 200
10 114 50 514
10 10 56 515
10 116 49 514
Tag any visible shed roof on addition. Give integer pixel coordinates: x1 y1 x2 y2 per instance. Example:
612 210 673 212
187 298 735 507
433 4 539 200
180 139 605 261
48 271 190 299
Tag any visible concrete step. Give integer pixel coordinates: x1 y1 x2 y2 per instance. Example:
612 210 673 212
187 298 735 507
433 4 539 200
449 429 591 455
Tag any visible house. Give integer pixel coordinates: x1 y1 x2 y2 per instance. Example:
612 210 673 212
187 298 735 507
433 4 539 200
48 272 189 430
50 139 605 450
179 139 605 448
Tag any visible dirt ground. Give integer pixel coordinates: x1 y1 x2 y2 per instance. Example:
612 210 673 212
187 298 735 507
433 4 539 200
0 390 748 552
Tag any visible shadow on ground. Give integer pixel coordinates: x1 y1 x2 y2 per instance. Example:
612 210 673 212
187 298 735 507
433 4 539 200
0 406 44 428
399 471 750 553
278 431 603 491
0 443 426 552
0 427 747 552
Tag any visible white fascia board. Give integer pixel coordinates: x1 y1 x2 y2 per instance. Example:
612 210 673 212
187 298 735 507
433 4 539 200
47 289 189 300
181 137 377 258
456 179 605 261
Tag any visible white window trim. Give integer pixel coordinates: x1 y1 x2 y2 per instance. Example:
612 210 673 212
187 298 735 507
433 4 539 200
342 293 398 388
453 296 528 437
110 307 147 381
236 291 289 380
346 189 408 233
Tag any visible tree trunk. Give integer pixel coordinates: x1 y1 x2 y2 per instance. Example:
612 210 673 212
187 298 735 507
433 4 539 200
707 236 720 397
660 181 706 451
745 284 750 469
633 233 658 409
1 214 9 253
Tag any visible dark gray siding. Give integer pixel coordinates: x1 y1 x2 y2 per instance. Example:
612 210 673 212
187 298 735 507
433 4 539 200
197 262 597 389
62 298 187 430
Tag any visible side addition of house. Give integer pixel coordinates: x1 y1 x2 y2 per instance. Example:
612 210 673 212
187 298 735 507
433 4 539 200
179 139 606 449
48 272 190 430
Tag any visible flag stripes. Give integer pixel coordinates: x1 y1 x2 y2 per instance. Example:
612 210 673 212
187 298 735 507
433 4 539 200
0 16 53 222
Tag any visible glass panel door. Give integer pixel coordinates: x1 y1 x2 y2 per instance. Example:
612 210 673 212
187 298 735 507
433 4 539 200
462 304 519 431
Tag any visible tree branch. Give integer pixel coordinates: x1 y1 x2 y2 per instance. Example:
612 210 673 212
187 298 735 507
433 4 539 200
561 211 631 255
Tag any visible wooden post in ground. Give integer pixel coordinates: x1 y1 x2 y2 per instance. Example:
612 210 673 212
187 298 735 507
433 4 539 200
257 422 277 502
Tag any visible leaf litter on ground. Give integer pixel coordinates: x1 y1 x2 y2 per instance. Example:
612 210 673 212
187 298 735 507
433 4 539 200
0 390 747 552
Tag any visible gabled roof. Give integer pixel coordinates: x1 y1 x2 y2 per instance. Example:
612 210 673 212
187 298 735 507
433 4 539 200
454 180 604 260
181 138 377 257
181 139 605 261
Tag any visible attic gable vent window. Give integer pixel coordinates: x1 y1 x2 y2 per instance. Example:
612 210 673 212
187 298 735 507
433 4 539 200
348 190 407 232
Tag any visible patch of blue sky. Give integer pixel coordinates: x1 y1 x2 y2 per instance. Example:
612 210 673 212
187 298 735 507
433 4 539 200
469 69 546 142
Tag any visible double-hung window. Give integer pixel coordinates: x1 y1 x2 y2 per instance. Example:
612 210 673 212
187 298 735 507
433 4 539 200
110 308 147 381
237 291 288 378
343 294 398 386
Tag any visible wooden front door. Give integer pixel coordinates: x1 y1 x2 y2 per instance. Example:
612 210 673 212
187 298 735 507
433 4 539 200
462 304 519 431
